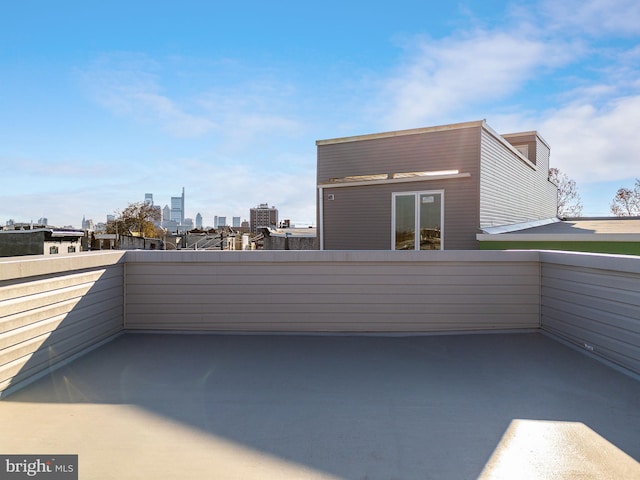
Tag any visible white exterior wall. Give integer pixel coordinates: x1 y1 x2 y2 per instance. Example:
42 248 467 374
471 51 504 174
540 251 640 375
0 252 125 397
124 250 541 332
479 127 557 228
3 250 639 398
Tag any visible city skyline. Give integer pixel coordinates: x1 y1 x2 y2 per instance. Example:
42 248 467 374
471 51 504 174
2 1 639 227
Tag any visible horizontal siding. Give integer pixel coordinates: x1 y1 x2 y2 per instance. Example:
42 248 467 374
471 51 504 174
0 254 124 397
540 252 640 375
318 126 481 250
480 129 557 228
124 251 540 332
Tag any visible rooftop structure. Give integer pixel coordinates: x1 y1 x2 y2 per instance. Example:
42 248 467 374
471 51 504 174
316 120 557 250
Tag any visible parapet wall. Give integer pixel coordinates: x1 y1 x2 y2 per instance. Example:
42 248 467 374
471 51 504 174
1 249 639 397
124 250 541 332
0 252 125 397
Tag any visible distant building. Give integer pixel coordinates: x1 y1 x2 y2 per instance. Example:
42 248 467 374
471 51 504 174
170 188 185 225
162 205 170 224
37 217 48 226
196 213 203 229
82 216 94 231
145 193 154 205
250 204 278 233
232 216 241 228
0 228 84 257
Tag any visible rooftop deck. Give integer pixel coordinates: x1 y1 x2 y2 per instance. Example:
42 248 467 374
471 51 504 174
1 332 639 479
1 250 639 478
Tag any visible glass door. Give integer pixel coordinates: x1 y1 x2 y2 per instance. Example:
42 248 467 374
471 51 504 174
393 191 443 250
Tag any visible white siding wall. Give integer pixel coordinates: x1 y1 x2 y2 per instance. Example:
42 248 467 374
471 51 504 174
540 251 640 375
0 252 125 397
2 250 639 397
124 250 541 332
479 129 557 228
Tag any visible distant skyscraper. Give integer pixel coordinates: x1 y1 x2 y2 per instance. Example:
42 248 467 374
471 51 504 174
144 193 154 205
195 213 203 229
162 205 170 223
38 217 48 226
81 216 95 230
170 187 185 225
250 203 278 233
232 216 241 228
217 216 227 228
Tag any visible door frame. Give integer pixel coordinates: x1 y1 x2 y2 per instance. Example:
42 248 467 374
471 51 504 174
391 190 445 250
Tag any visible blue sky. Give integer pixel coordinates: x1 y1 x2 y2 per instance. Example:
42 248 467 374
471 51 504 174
1 0 639 228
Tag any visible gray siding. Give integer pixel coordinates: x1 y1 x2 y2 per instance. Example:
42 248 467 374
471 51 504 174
479 129 557 228
0 252 124 396
318 126 481 250
124 250 540 332
540 251 640 375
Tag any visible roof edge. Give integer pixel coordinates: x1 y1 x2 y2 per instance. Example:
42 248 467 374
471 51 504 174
477 233 640 242
316 120 485 146
502 130 551 150
481 218 560 234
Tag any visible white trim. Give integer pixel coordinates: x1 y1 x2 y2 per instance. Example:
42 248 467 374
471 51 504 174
477 233 640 242
481 121 537 170
481 218 560 234
392 190 445 251
319 172 470 189
318 186 324 250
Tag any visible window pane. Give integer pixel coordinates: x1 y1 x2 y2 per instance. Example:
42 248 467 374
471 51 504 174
419 193 441 250
395 194 415 250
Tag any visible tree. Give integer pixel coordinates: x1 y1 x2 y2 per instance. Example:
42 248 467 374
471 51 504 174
106 202 162 238
610 178 640 216
549 168 583 217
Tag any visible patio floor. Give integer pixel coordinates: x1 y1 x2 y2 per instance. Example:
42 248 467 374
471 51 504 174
1 332 639 479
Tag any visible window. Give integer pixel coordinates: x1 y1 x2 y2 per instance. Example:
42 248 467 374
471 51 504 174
68 245 76 253
49 246 59 254
392 191 444 250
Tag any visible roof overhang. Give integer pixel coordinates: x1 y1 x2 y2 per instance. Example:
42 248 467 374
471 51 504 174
319 171 471 189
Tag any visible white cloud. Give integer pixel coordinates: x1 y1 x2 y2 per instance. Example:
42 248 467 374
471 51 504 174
540 0 640 36
79 54 216 138
380 29 576 129
541 95 640 183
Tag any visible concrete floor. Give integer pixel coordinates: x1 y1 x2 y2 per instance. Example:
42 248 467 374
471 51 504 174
1 333 639 479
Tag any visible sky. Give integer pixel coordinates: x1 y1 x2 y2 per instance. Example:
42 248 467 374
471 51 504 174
1 0 639 228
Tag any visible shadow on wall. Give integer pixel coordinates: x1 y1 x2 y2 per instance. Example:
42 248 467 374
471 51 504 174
0 255 125 398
